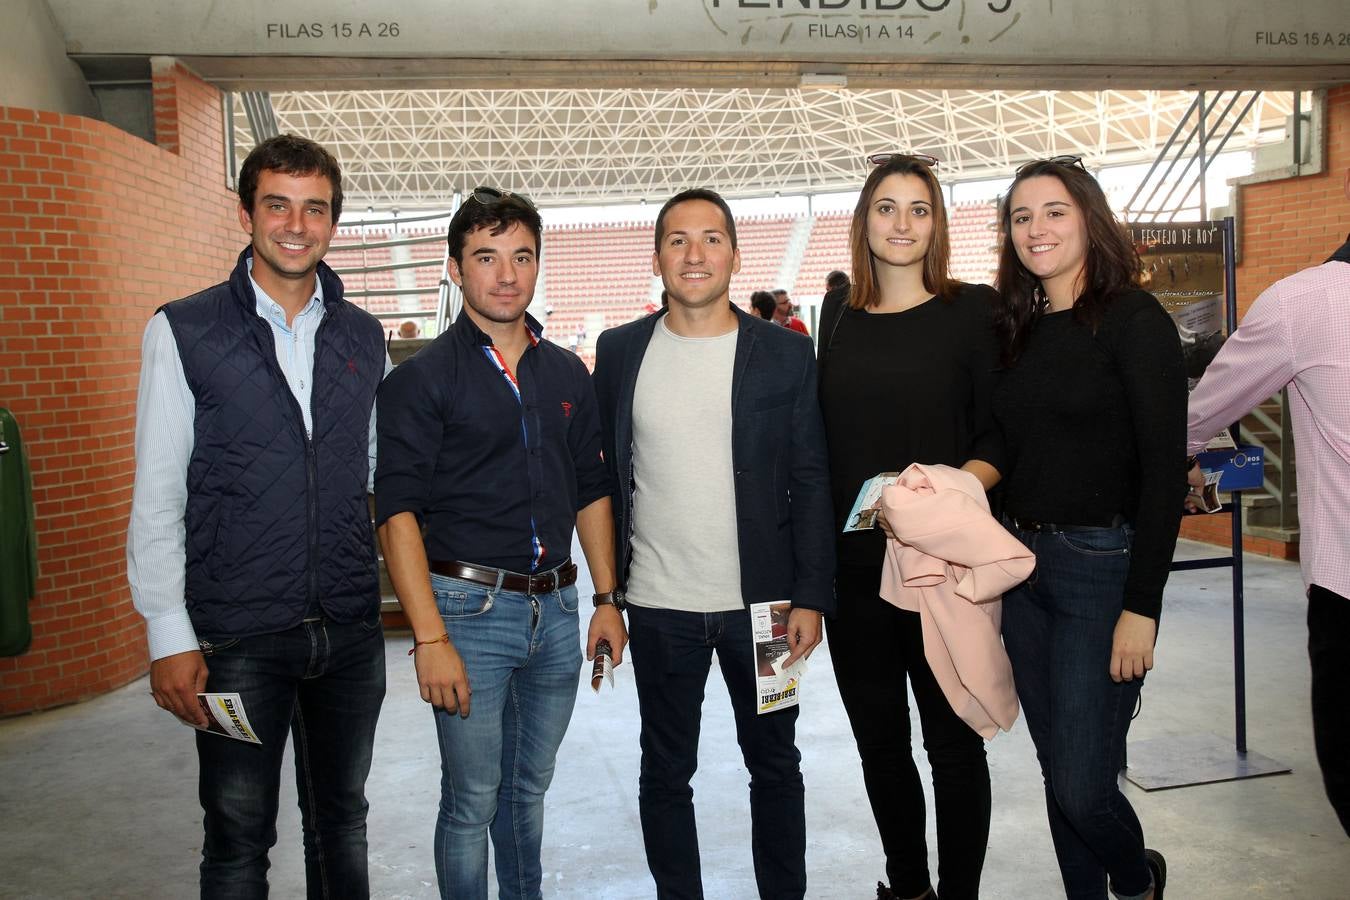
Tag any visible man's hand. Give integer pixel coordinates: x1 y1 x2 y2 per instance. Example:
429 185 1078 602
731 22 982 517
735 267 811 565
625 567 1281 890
1109 610 1157 683
587 605 627 666
782 608 823 670
1183 460 1205 513
150 650 210 728
414 639 473 718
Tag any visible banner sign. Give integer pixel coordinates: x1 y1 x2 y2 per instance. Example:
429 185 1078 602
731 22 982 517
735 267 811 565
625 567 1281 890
50 1 1350 67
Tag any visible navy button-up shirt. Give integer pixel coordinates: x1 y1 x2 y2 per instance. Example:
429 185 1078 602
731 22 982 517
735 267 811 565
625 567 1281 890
374 311 609 573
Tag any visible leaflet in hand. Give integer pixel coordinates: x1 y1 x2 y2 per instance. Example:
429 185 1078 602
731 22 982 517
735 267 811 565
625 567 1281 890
843 471 900 532
591 638 615 692
751 601 806 715
192 693 262 744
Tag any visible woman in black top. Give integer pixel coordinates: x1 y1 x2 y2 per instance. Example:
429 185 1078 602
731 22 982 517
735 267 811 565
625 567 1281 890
818 153 1001 900
991 157 1186 900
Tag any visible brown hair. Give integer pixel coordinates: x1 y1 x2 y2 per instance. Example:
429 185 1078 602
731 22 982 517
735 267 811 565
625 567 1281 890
847 156 956 310
993 159 1141 365
238 134 344 222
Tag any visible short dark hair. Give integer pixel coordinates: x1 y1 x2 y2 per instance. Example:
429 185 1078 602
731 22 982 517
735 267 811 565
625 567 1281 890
446 191 543 264
826 269 850 291
771 288 788 298
237 134 344 222
654 188 737 250
749 290 777 319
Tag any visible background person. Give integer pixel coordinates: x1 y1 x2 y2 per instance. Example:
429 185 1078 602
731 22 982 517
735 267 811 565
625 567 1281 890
991 156 1185 900
749 289 777 320
1184 171 1350 834
772 287 811 335
816 152 1001 900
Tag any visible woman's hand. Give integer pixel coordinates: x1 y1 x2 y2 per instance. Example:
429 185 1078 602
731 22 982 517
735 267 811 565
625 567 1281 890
1109 610 1157 682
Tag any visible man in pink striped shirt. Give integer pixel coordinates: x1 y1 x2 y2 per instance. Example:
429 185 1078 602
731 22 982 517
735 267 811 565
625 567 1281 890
1186 171 1350 834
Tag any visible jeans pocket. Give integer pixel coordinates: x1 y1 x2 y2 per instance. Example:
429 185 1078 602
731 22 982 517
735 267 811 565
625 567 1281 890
554 584 579 615
1056 529 1130 557
433 587 494 619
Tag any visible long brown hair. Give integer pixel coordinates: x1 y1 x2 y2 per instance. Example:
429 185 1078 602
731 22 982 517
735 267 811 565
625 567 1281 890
993 159 1141 365
848 156 956 310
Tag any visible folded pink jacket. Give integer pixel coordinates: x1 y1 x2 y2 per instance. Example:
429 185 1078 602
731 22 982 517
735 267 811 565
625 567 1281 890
878 463 1034 739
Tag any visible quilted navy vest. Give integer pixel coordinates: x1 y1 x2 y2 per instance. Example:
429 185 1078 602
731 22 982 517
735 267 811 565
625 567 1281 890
160 249 384 640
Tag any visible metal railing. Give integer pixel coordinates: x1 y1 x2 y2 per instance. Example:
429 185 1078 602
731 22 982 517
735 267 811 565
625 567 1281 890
1122 91 1263 223
327 207 461 333
1124 89 1299 535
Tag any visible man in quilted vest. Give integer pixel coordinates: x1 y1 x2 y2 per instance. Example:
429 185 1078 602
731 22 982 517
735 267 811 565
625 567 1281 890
128 134 389 898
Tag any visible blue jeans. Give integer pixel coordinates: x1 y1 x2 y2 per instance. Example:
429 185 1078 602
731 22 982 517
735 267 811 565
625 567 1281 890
1001 524 1153 900
428 572 582 900
627 604 807 900
196 614 386 900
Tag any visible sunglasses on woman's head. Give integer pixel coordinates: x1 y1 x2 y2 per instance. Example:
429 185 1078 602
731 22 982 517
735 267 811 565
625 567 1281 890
866 152 940 168
1015 155 1087 177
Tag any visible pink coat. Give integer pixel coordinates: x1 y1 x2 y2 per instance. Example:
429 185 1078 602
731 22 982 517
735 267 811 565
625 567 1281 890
878 464 1034 739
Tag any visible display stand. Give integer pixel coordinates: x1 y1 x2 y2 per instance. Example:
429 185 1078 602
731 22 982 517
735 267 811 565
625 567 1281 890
1124 218 1291 791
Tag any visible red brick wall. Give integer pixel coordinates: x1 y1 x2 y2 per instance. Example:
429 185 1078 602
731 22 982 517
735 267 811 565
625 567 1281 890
1178 85 1350 556
1234 85 1350 317
0 61 238 715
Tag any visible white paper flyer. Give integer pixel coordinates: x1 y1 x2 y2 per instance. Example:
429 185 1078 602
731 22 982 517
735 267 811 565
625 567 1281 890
750 601 806 715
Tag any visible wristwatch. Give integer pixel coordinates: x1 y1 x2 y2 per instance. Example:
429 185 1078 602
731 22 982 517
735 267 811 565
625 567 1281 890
592 589 627 611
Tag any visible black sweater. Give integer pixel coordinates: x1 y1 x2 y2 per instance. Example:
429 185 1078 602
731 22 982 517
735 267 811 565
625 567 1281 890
818 283 1002 569
992 289 1187 620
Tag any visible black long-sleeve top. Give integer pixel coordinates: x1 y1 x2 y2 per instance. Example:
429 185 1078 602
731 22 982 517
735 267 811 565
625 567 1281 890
374 312 610 573
991 289 1187 619
818 283 1003 569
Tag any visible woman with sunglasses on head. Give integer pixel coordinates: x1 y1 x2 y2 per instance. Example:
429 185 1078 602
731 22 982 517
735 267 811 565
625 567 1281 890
991 157 1185 900
817 153 1002 900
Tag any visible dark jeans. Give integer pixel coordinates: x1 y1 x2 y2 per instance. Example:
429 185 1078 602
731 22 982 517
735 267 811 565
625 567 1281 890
1002 524 1153 900
627 604 807 900
196 614 386 900
1308 584 1350 835
827 564 989 900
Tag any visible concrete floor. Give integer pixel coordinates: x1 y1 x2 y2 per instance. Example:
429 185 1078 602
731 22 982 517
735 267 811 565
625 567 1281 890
1 539 1347 899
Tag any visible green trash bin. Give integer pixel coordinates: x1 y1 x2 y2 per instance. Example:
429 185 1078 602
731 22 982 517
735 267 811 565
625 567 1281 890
0 408 37 656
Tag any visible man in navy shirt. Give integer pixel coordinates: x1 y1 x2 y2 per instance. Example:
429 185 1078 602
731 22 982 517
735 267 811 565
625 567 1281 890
375 188 625 899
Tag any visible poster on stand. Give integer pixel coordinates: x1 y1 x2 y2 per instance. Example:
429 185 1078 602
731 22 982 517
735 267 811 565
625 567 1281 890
1129 221 1234 450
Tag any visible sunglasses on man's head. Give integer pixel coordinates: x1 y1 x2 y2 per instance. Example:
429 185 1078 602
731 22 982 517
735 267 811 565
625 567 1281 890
468 186 537 210
866 152 940 168
1015 155 1087 177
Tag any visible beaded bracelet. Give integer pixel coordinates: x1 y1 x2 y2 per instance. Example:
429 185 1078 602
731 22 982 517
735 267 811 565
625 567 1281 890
408 633 450 656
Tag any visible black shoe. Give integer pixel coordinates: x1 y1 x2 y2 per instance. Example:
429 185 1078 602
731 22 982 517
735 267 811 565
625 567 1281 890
1145 848 1167 900
876 886 936 900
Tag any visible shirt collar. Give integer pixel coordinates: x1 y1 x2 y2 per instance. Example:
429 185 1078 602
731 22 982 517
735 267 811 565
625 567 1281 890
247 254 325 328
452 308 545 347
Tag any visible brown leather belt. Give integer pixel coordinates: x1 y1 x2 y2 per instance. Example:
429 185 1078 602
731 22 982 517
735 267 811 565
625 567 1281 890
428 559 577 594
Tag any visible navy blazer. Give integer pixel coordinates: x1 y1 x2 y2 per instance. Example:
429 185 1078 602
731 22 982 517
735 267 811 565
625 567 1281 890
592 306 836 615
